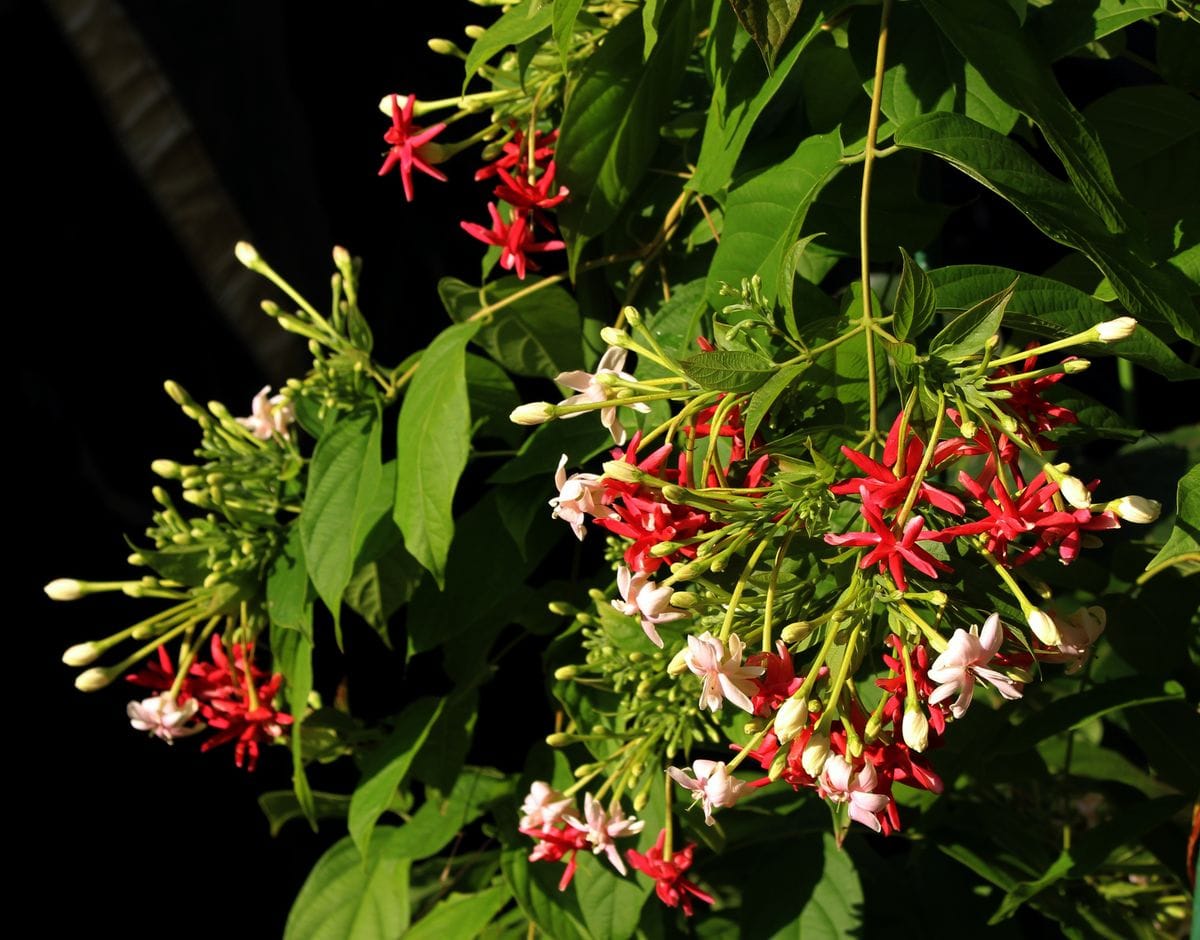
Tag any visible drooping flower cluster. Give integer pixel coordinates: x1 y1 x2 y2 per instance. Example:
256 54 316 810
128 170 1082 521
126 636 292 771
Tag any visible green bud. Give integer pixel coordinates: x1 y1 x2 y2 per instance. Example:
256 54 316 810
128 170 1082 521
553 665 577 681
234 241 261 267
464 24 485 39
669 591 696 609
622 306 642 326
599 327 630 348
151 459 181 479
75 667 114 691
781 621 812 643
548 600 577 617
62 642 101 666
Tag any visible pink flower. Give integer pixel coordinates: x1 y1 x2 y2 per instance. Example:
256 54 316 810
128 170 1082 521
564 793 645 875
520 781 575 832
126 692 204 743
683 631 764 714
460 203 565 280
667 759 747 825
237 385 293 440
612 565 687 648
1040 605 1106 673
549 454 613 540
378 94 447 202
818 755 890 832
927 613 1023 718
554 347 650 445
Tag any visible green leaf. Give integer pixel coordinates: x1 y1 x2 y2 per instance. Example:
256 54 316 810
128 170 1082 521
1157 15 1200 94
343 530 424 646
919 0 1130 233
553 0 585 68
1029 0 1165 61
1143 464 1200 580
928 265 1200 381
744 362 807 444
284 829 411 940
465 354 521 446
895 112 1200 343
706 129 843 308
728 0 805 70
463 0 554 91
301 406 383 633
488 417 611 485
681 349 778 393
690 2 834 194
500 847 588 940
405 885 510 940
929 279 1015 360
259 789 351 838
575 853 652 940
410 691 479 792
270 615 316 828
642 0 666 58
556 1 692 270
267 522 313 639
893 248 937 341
394 322 480 588
778 233 832 340
996 678 1186 755
440 276 582 378
389 767 514 861
348 697 445 859
851 2 1016 134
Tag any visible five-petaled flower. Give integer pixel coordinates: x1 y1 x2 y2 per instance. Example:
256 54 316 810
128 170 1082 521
818 755 891 833
127 692 204 743
612 565 687 648
564 793 645 876
627 830 714 916
554 347 650 445
550 454 613 540
926 613 1024 718
237 385 294 441
378 94 447 202
460 203 566 280
683 631 764 714
668 759 748 825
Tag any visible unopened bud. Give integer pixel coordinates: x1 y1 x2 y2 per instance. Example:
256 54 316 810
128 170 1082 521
650 541 684 557
1110 495 1161 524
667 647 689 677
377 93 409 116
127 553 146 566
668 561 706 581
660 484 689 504
545 733 575 747
74 667 112 692
1094 317 1137 343
602 460 645 484
548 601 577 617
553 665 577 681
509 401 557 425
621 306 642 326
774 697 809 744
633 789 650 812
1027 608 1061 646
902 706 929 752
801 733 830 777
61 642 101 666
44 578 85 601
163 380 186 405
151 459 181 479
599 327 630 348
234 241 260 267
669 591 696 609
427 38 460 55
1059 475 1092 510
768 745 791 782
781 621 812 644
1063 358 1090 373
464 24 486 39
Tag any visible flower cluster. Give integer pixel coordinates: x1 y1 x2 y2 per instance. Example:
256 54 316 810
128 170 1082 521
126 636 292 771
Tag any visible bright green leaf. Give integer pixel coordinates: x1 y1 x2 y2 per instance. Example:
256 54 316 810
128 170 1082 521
682 349 779 393
348 697 445 858
893 248 937 341
500 847 588 940
394 322 480 587
463 0 554 91
553 0 585 67
929 279 1015 360
405 885 510 940
744 362 807 444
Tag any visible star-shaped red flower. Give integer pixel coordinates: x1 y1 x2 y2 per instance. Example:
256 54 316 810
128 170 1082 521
378 94 447 202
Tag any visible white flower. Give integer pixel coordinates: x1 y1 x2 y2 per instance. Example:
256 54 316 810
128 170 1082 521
236 385 294 440
1111 495 1161 524
1059 475 1092 510
774 697 809 744
902 707 930 752
801 732 830 777
1041 606 1106 674
519 781 574 832
44 578 85 601
927 613 1024 719
549 455 613 540
554 347 651 445
126 693 204 744
612 565 687 648
1094 317 1137 343
510 401 557 425
683 631 764 714
564 793 644 875
818 755 890 833
667 759 747 825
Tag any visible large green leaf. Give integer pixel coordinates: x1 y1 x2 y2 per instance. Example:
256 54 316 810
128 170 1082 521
928 265 1200 381
575 854 652 940
1143 464 1200 579
744 362 807 444
405 885 511 940
394 321 480 587
465 353 522 446
266 521 314 639
348 697 445 858
690 2 834 194
301 406 383 630
553 0 585 68
893 247 937 341
462 0 554 91
895 112 1200 344
343 528 423 646
440 276 583 378
488 417 611 485
919 0 1130 233
728 0 805 70
284 828 412 940
682 349 778 393
556 1 692 270
1028 0 1166 62
259 789 351 837
500 847 589 940
387 767 513 861
706 129 843 307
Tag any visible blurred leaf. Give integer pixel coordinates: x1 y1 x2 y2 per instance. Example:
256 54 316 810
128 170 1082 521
500 847 589 940
728 0 806 70
463 0 554 91
405 885 511 940
1142 464 1200 580
489 418 611 485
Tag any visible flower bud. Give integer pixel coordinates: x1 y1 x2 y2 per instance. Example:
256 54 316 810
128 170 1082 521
553 665 577 681
621 306 642 326
151 459 182 479
602 460 646 484
1063 358 1090 373
545 733 575 747
61 642 101 666
1027 608 1061 646
464 24 486 39
427 38 460 55
774 697 809 744
800 732 830 777
234 241 260 267
781 621 812 644
509 401 557 425
1111 495 1161 524
667 647 690 677
377 93 409 115
1059 475 1092 510
599 327 630 348
44 578 85 601
74 667 112 692
669 591 697 608
902 707 929 752
1094 317 1137 342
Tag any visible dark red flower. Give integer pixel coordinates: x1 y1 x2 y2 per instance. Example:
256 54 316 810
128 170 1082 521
824 488 952 591
876 636 946 736
521 824 590 891
493 161 569 219
475 127 558 180
460 204 565 280
378 94 447 202
627 830 714 916
746 641 803 717
993 347 1078 434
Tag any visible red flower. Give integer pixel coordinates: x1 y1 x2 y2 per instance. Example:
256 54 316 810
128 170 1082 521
824 487 952 592
876 636 946 736
746 641 803 717
627 830 714 916
993 347 1078 434
521 824 590 891
474 127 558 180
460 204 565 280
378 94 447 202
493 161 569 218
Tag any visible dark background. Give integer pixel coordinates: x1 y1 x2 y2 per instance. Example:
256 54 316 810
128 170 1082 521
14 0 1193 934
